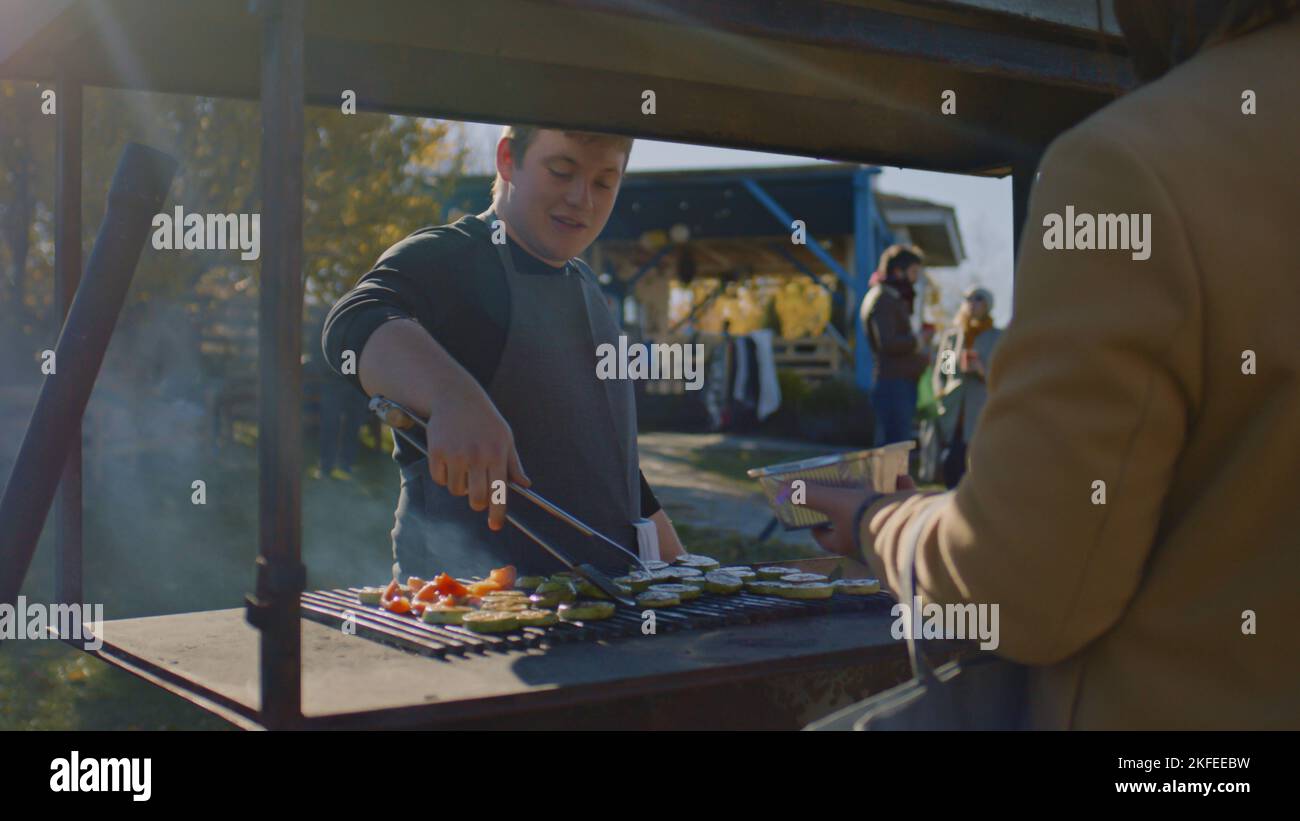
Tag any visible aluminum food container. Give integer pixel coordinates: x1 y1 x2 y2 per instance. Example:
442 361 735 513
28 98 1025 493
747 441 916 530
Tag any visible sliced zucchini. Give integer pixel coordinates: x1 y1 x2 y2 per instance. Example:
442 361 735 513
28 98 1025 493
648 583 701 601
636 560 670 572
636 590 680 608
484 589 530 599
673 554 721 571
576 579 633 600
679 576 708 590
480 599 529 612
356 587 386 606
782 572 830 584
756 566 799 580
747 580 791 596
528 592 562 608
702 572 743 594
515 575 547 590
777 582 835 600
421 605 472 624
557 600 617 622
515 609 559 627
461 611 520 633
534 578 577 603
660 566 703 581
718 567 757 581
833 578 882 595
614 572 654 592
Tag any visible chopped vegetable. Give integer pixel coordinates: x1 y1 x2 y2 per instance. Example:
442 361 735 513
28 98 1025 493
422 605 472 624
461 611 520 633
487 566 517 589
832 579 882 596
702 572 743 594
357 587 385 606
382 596 412 614
636 590 680 608
432 573 470 598
557 600 616 622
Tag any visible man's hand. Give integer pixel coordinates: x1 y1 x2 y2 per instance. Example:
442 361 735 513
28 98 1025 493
426 389 531 532
801 475 916 557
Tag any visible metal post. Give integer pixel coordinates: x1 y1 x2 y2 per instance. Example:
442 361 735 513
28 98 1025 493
1012 150 1043 268
246 0 306 730
54 74 83 607
850 166 881 391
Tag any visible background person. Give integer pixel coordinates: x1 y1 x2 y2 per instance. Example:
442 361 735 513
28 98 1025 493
860 244 932 446
931 286 1001 488
801 0 1300 729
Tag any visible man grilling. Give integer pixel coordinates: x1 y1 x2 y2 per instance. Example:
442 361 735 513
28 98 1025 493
323 126 686 580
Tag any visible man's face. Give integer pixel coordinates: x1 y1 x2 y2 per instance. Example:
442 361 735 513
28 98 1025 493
903 263 922 284
496 130 626 264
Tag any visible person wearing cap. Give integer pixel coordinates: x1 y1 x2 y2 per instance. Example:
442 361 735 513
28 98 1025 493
322 126 686 580
931 286 1001 488
799 1 1300 728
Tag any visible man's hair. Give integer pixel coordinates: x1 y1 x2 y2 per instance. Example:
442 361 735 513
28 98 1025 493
878 244 925 278
491 126 635 199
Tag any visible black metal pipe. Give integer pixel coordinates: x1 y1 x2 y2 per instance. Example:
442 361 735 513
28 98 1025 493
0 142 177 610
249 0 306 731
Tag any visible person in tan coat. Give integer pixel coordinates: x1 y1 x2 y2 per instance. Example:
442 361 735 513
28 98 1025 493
803 1 1300 729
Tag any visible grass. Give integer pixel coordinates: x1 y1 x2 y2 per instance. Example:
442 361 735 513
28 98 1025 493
0 431 400 730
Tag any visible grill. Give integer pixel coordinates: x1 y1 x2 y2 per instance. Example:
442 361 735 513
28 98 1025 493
300 587 895 660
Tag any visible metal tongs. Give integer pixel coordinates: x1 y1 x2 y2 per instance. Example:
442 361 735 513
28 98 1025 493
369 395 640 607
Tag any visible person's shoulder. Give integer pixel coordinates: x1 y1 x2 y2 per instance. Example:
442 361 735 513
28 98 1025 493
1049 16 1298 166
373 215 487 272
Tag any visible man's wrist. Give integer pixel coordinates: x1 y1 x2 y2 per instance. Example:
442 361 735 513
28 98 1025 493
851 491 887 556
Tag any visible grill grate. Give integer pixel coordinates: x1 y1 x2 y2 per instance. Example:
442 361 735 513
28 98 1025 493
300 587 894 659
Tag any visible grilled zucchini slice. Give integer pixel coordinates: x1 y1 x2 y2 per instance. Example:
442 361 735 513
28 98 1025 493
356 587 386 606
777 582 835 600
833 578 882 595
648 583 701 601
747 580 791 596
515 575 547 590
614 572 654 592
718 567 757 581
702 572 744 594
673 554 721 571
461 611 520 633
782 572 830 584
421 605 472 624
756 566 798 580
534 578 577 603
557 600 617 622
636 560 670 572
576 579 633 600
636 590 680 608
515 609 559 627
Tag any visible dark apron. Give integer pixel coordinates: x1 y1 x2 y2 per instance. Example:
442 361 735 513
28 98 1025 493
390 212 642 579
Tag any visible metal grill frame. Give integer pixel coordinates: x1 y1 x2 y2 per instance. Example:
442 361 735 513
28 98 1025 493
301 586 894 660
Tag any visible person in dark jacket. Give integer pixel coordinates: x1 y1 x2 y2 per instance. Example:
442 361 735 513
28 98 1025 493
859 244 932 446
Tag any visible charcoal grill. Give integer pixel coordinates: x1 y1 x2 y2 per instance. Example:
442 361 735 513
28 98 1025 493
300 586 894 660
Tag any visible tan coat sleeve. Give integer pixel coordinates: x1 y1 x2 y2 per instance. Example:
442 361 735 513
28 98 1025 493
859 125 1204 666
